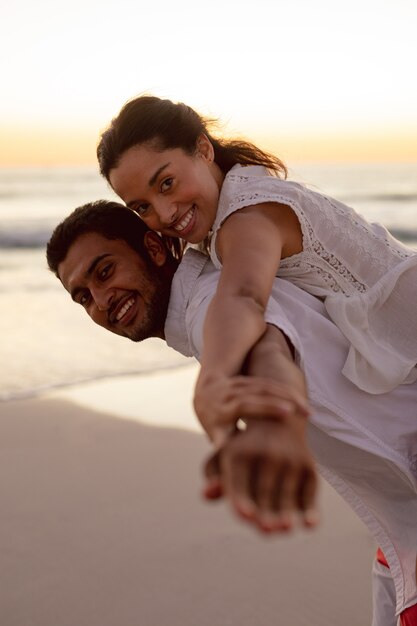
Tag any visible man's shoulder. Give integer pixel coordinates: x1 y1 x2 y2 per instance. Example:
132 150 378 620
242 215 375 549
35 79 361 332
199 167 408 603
164 249 216 357
174 249 212 293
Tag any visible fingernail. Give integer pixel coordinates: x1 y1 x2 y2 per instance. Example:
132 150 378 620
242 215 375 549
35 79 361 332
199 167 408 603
259 513 281 532
271 512 293 532
203 480 223 500
237 500 255 519
281 512 295 528
304 509 320 526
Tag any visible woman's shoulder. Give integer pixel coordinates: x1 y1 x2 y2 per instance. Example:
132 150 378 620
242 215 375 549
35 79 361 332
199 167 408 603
225 163 291 182
221 164 308 206
213 165 309 241
226 163 273 178
224 163 304 191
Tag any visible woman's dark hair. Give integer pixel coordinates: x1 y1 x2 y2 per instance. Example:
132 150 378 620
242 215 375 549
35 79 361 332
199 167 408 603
97 95 287 181
46 200 176 277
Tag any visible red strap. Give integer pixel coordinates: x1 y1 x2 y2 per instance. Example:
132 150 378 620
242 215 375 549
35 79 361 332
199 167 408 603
376 547 389 568
376 548 417 625
401 603 417 626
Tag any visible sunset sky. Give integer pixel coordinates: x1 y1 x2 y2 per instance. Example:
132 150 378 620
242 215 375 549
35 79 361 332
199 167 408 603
1 0 416 165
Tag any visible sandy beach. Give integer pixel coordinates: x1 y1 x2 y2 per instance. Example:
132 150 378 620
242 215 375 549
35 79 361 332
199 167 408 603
0 368 376 626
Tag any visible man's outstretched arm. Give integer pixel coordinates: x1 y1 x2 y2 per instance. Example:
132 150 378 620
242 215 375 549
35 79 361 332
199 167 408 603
203 323 319 533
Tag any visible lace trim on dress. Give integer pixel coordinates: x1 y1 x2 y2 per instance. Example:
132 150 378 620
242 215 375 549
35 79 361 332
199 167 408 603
300 219 367 295
280 259 359 294
324 197 414 261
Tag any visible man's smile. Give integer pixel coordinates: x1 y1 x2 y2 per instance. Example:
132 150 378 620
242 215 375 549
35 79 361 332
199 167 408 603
111 293 138 326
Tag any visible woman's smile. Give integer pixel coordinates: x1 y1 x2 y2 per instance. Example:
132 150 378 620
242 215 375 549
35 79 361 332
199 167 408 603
172 205 196 234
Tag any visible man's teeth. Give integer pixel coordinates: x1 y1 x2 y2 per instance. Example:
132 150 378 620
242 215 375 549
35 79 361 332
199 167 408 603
116 297 134 321
174 206 195 232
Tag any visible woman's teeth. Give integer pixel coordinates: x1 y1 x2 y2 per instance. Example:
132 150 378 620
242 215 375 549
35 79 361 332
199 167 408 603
116 297 134 321
174 206 195 232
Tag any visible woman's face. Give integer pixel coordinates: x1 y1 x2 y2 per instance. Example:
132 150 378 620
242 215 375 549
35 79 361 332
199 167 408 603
109 136 224 244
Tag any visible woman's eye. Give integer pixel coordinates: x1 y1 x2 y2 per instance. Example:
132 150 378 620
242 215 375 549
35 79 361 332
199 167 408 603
161 177 173 192
135 203 150 217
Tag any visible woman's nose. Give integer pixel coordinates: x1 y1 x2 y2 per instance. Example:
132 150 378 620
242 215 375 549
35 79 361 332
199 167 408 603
154 200 178 227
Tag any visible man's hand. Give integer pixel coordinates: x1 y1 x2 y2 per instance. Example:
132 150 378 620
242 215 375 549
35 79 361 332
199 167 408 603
203 419 319 533
194 375 310 449
197 325 317 532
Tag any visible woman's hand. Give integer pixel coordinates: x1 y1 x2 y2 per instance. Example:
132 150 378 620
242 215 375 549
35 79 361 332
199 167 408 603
194 374 310 448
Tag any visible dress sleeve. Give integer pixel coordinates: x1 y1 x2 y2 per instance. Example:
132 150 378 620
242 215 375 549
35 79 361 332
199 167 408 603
326 255 417 393
209 166 310 269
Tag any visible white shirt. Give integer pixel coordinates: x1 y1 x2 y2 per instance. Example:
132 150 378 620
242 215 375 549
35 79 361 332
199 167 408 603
165 249 417 616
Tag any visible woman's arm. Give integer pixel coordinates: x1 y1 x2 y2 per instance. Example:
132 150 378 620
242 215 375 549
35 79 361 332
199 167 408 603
194 201 303 443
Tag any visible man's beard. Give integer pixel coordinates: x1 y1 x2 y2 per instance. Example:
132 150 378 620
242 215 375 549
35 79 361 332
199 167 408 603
128 270 171 342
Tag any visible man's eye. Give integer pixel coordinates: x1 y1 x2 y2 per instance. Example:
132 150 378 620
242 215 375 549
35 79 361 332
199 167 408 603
99 264 112 280
161 177 173 192
79 292 90 306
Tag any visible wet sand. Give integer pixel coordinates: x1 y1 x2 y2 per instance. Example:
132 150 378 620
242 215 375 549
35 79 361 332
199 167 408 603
0 379 375 626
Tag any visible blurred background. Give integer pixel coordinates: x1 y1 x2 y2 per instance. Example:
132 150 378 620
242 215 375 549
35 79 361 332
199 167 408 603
1 0 416 400
2 0 417 166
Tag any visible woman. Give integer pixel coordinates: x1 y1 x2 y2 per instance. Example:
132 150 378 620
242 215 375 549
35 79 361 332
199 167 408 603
97 94 417 448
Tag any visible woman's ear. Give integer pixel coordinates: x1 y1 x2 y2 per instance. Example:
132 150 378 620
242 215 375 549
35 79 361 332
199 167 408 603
196 133 214 163
143 231 168 267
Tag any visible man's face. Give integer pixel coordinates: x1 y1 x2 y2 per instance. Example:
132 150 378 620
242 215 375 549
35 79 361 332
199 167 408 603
58 232 171 341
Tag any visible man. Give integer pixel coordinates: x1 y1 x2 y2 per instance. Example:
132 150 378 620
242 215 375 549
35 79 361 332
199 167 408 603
46 200 417 625
46 199 317 530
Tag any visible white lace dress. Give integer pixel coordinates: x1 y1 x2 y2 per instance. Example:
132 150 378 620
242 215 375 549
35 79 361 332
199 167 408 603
210 164 417 394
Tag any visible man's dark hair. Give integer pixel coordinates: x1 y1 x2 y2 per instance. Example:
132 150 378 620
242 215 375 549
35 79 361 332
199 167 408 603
46 200 158 277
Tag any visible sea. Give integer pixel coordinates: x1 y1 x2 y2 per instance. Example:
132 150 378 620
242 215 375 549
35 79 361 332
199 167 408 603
1 163 416 402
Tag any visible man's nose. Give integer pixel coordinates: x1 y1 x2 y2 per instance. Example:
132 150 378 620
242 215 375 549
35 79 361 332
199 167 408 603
91 286 114 312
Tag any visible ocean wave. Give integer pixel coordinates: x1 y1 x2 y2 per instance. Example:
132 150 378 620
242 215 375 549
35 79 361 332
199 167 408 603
1 220 416 249
0 221 55 248
0 167 103 190
390 228 417 243
0 360 195 403
0 185 103 200
342 193 417 204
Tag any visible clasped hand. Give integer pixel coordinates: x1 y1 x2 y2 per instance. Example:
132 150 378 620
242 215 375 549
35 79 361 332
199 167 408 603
194 375 318 533
194 374 311 448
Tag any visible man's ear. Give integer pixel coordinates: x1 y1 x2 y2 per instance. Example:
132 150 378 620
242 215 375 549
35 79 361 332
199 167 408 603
143 231 168 267
196 133 214 163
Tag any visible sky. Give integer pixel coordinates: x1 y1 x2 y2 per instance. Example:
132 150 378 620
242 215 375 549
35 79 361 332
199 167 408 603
1 0 417 165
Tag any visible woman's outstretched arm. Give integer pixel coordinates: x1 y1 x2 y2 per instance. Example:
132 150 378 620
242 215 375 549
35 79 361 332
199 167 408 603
194 201 303 445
